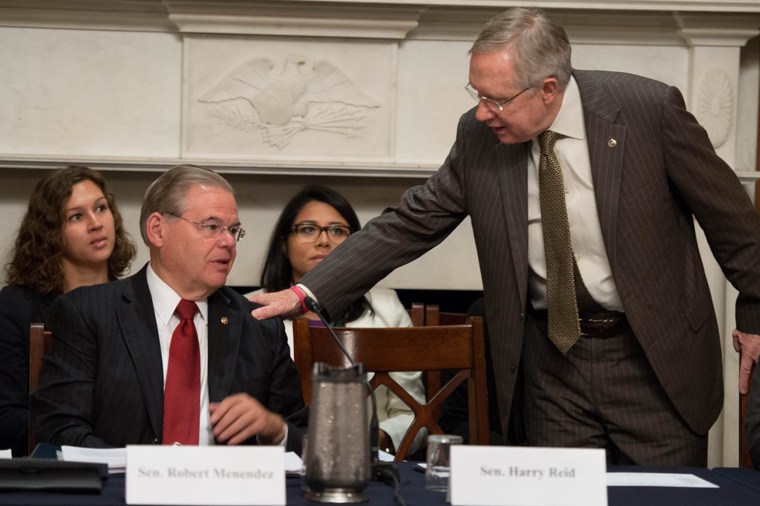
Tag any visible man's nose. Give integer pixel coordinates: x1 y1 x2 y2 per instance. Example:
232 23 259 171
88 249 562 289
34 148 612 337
474 101 495 122
218 228 236 247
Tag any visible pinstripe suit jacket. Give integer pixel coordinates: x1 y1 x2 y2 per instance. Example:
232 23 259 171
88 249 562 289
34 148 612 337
31 266 307 452
301 70 760 437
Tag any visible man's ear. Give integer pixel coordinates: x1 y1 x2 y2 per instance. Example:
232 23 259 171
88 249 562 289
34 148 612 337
541 76 560 102
145 212 166 248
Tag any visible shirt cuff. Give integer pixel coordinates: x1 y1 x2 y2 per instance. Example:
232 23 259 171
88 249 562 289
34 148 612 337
296 284 317 303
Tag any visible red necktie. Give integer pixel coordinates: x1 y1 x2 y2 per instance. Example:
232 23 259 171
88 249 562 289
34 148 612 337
162 299 200 445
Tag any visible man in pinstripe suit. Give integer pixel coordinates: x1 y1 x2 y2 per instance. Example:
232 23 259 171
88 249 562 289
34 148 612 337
33 165 307 452
252 8 760 465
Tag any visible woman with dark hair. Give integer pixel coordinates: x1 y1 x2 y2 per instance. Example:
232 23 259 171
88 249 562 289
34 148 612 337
251 184 426 455
0 165 137 456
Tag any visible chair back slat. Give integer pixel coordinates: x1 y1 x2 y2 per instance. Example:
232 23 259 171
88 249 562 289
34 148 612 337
424 304 469 326
408 302 425 326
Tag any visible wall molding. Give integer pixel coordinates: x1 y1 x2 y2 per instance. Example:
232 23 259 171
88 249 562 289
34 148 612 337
3 156 758 184
0 155 439 178
3 1 760 36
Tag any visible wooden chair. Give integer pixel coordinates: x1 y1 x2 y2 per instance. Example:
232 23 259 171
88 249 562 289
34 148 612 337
740 367 754 468
28 322 54 454
293 317 489 461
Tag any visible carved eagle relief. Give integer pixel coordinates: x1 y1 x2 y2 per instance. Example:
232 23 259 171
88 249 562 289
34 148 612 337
199 55 380 148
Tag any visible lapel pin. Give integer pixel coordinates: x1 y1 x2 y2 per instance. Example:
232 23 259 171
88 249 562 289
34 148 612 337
608 138 617 148
220 316 229 325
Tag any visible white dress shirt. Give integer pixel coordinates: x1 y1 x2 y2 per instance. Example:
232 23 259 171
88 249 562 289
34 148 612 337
146 264 214 445
527 76 623 312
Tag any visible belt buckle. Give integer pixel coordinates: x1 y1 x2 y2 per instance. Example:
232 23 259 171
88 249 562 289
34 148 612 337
579 313 624 338
587 317 615 325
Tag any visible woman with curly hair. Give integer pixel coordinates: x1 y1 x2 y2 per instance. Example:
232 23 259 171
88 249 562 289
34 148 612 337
250 184 426 456
0 165 136 455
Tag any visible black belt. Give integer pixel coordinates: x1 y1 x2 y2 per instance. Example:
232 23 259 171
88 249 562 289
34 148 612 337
529 309 628 338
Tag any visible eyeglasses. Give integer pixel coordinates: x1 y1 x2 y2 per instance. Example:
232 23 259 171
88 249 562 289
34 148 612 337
289 223 352 244
465 82 531 112
165 213 246 242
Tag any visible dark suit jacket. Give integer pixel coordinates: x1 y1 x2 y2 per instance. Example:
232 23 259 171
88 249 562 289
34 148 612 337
31 266 307 452
0 284 56 456
301 70 760 438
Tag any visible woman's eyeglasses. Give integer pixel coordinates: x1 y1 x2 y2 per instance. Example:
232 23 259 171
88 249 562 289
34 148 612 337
289 223 352 243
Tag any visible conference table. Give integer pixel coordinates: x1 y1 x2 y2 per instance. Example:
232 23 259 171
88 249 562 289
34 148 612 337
1 463 760 505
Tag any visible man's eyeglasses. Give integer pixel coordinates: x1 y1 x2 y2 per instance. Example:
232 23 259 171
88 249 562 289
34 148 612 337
289 223 352 244
465 83 531 112
165 213 246 242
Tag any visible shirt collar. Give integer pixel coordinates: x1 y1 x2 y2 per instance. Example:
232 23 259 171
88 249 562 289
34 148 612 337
546 75 585 141
146 263 208 326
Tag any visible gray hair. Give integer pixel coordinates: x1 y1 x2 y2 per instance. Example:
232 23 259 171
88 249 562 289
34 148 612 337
139 164 234 245
470 8 572 89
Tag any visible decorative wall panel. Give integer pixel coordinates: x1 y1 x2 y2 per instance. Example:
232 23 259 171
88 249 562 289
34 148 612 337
183 36 395 162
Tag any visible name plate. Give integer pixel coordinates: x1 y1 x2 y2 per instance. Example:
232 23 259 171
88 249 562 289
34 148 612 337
450 446 606 506
126 445 285 505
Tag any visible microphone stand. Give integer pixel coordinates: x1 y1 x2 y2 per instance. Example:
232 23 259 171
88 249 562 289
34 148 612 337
304 297 399 485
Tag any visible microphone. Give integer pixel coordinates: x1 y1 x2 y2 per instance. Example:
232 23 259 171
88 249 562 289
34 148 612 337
304 296 398 484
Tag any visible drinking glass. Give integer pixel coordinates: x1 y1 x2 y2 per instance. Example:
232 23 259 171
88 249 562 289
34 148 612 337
425 434 463 491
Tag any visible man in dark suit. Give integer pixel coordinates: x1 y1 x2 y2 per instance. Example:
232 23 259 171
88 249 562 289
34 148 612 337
32 165 307 452
251 8 760 465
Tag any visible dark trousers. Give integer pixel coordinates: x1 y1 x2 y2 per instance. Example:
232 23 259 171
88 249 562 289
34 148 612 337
521 315 707 466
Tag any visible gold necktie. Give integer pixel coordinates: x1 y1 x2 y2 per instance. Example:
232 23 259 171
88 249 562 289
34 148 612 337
538 130 580 354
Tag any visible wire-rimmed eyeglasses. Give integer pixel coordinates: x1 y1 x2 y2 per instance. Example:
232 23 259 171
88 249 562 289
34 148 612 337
465 82 531 112
289 222 352 244
165 213 246 242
